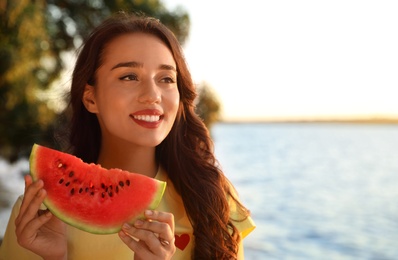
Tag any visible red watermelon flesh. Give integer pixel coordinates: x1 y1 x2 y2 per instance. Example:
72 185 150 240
29 144 166 234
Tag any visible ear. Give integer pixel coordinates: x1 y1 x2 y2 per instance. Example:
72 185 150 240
82 84 98 113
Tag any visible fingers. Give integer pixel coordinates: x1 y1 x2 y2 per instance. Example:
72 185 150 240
24 175 33 192
133 210 175 250
143 210 175 234
119 223 173 258
15 177 52 247
17 209 53 247
138 210 174 238
19 175 33 219
119 231 161 260
16 177 44 225
119 210 176 257
118 227 150 257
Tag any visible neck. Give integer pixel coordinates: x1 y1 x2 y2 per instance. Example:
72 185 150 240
96 140 157 178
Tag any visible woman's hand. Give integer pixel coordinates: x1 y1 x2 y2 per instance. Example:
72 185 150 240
119 210 176 260
15 175 67 260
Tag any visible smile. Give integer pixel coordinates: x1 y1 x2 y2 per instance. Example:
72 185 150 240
132 115 161 122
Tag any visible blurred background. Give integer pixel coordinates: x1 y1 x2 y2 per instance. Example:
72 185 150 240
1 0 398 259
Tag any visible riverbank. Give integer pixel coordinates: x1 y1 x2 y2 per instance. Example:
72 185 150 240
221 115 398 124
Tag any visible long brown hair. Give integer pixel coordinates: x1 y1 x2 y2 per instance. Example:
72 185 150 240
67 12 250 259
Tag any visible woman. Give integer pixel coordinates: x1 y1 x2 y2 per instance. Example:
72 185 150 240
0 12 255 259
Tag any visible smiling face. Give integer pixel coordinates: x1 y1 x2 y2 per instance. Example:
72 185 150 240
83 32 180 149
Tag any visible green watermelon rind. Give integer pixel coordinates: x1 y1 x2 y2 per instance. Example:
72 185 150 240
29 144 167 234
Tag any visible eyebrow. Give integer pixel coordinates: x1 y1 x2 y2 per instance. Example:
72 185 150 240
159 64 177 72
111 61 143 70
111 61 177 72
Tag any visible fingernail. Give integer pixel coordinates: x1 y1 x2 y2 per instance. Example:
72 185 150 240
123 223 131 229
37 179 44 187
145 210 153 216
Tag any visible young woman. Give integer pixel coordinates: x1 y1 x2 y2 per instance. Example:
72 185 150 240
0 12 255 259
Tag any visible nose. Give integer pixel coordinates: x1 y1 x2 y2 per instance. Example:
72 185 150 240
137 80 161 104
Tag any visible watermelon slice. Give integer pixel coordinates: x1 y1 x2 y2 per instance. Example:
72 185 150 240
29 143 166 234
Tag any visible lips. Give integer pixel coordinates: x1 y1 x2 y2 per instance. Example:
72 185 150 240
130 109 163 128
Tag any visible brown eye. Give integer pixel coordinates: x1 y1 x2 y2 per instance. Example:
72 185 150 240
161 77 176 83
119 74 138 81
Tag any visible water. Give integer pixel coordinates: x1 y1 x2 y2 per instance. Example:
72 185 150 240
212 123 398 259
1 123 398 259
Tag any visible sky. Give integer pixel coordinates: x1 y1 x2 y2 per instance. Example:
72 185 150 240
164 0 398 121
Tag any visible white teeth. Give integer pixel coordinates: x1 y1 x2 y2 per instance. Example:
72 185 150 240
133 115 160 122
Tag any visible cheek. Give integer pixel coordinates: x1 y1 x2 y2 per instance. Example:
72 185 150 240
169 91 180 116
162 85 179 103
95 92 127 121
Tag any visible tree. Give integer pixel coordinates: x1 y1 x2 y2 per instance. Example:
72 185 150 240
0 0 190 160
0 0 56 160
195 82 221 128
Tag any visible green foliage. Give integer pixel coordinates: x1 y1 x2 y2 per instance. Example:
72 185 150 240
195 82 221 128
0 0 58 160
44 0 190 48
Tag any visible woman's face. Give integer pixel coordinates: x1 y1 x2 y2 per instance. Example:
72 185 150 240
83 32 180 148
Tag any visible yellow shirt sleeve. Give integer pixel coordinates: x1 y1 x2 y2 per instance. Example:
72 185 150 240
228 185 256 239
228 185 256 260
0 196 43 259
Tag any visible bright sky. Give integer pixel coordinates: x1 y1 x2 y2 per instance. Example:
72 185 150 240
164 0 398 121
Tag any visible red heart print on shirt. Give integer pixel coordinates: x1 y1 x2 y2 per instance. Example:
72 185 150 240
174 234 190 250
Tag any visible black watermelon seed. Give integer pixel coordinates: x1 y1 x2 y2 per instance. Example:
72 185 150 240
119 181 124 187
65 182 70 187
59 179 64 184
126 180 130 186
90 191 94 196
108 191 113 197
79 188 83 193
101 192 105 198
85 187 89 192
70 188 75 195
69 171 74 177
101 183 106 189
115 186 119 193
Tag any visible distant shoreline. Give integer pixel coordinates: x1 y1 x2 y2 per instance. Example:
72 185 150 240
219 117 398 124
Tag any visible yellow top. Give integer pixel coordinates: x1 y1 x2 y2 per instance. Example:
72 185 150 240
0 168 255 259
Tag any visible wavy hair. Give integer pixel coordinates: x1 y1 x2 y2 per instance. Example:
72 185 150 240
66 12 250 259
